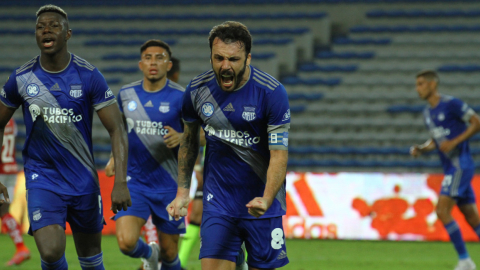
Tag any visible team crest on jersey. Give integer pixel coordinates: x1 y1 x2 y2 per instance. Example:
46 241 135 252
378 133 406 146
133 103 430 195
69 84 83 98
159 102 170 113
242 106 256 121
29 104 41 122
202 102 215 117
438 113 445 121
128 101 137 111
26 83 40 97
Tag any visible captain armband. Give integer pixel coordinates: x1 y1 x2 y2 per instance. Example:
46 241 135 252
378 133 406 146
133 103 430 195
268 131 289 150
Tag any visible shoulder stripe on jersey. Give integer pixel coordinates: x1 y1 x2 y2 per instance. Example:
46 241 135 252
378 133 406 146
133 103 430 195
253 74 279 90
253 77 275 91
254 69 279 87
190 74 215 87
16 57 38 74
254 67 280 85
73 55 96 69
121 80 142 89
73 55 93 67
168 81 185 92
73 60 95 71
191 70 214 84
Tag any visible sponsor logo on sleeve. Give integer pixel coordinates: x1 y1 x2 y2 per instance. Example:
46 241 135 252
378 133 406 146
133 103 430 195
105 88 113 99
1 87 6 98
26 83 40 97
282 109 290 121
202 102 214 117
69 84 83 98
242 106 256 121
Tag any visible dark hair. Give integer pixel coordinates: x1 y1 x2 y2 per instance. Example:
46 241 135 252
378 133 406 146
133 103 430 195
416 70 439 83
167 57 180 78
36 4 68 22
208 21 252 57
140 39 172 59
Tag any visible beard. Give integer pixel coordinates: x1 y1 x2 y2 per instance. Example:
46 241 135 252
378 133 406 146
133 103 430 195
214 59 248 91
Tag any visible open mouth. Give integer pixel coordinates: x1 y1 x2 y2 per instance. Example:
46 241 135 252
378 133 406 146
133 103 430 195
42 38 55 48
220 71 234 88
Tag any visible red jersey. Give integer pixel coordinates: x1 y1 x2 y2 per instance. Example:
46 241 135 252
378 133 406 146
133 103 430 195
1 119 18 174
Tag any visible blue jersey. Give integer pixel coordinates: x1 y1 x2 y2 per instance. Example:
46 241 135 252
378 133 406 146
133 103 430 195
0 54 116 195
423 95 476 173
118 79 184 193
182 66 290 219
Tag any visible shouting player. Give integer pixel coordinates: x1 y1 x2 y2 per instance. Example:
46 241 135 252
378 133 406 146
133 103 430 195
0 118 31 266
168 21 290 270
0 5 131 270
105 40 185 270
410 70 480 270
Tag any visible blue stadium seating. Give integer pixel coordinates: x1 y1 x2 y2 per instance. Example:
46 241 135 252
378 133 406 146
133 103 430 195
351 25 480 33
333 37 391 45
316 51 375 59
299 63 358 72
367 9 480 18
282 76 342 86
288 93 324 101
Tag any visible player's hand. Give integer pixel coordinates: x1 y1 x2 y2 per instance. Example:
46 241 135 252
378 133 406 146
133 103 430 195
163 126 182 148
111 181 131 214
104 157 115 177
246 197 272 218
166 188 190 221
409 145 422 157
439 140 457 154
0 182 10 205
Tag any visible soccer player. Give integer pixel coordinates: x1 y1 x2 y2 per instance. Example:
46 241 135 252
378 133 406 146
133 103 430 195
0 5 131 270
0 118 31 266
410 70 480 270
104 40 185 270
167 21 290 270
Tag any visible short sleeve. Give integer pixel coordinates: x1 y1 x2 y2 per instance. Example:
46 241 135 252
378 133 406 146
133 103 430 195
266 84 290 150
181 84 200 123
89 68 116 111
450 98 475 123
117 90 124 113
0 72 22 109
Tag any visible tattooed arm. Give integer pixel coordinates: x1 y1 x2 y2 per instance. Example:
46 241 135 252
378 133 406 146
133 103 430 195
167 120 201 220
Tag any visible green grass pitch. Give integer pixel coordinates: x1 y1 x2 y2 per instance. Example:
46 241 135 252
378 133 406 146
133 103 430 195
0 235 479 270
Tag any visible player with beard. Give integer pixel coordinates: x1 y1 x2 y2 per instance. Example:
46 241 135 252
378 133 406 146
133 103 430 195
105 40 185 270
168 21 290 270
0 4 131 270
410 70 480 270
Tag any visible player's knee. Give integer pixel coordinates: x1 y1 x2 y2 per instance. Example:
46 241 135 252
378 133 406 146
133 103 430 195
117 235 138 253
435 207 451 222
160 244 178 261
40 248 64 263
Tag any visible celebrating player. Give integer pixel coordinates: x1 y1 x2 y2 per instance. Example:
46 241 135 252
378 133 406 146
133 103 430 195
0 118 31 266
410 70 480 270
167 21 290 270
0 5 131 270
105 40 185 270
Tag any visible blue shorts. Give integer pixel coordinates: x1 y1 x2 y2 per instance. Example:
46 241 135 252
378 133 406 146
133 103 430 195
27 188 105 235
199 211 289 269
114 190 185 235
440 168 476 205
